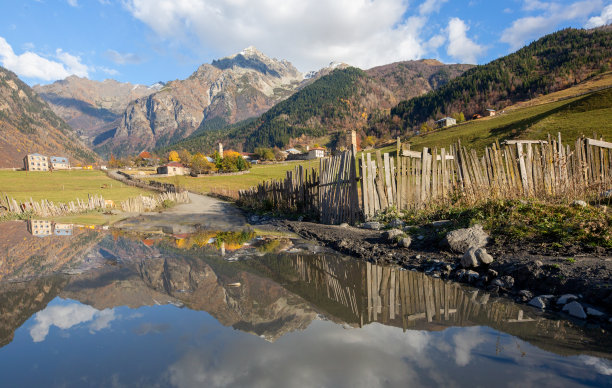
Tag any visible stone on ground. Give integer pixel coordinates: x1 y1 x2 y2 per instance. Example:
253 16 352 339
586 307 604 317
384 229 404 241
475 247 494 264
441 224 489 253
461 247 479 268
362 221 382 230
528 297 547 309
556 294 578 305
399 237 412 248
491 276 514 289
572 200 587 207
562 301 587 319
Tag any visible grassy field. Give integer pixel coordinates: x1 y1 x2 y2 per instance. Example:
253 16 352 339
404 86 612 153
0 170 150 203
151 159 321 194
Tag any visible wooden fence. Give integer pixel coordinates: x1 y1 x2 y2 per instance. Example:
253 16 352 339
1 191 189 218
238 134 612 224
238 164 322 220
361 134 612 217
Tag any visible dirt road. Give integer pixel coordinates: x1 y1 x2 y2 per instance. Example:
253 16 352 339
114 192 247 234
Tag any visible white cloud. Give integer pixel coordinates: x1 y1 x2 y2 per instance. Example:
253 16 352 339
100 66 119 75
67 0 78 7
501 0 604 50
29 301 116 342
586 4 612 28
446 18 485 63
56 49 89 77
419 0 448 15
522 0 551 11
0 36 90 81
123 0 428 71
105 49 143 65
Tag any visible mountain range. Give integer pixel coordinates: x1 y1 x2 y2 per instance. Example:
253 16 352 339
2 26 612 166
33 76 161 147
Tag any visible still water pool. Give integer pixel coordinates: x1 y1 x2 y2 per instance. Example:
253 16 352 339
0 221 610 387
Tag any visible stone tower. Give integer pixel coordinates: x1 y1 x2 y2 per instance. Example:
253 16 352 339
218 143 224 158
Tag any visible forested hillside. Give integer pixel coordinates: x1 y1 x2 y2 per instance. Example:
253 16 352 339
391 27 612 130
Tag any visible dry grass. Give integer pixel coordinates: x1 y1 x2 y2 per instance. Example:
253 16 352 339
0 170 150 203
151 159 320 194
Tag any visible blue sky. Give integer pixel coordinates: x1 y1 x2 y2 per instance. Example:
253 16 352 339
0 0 611 86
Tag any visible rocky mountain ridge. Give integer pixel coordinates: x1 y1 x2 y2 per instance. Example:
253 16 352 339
96 47 306 157
33 76 161 147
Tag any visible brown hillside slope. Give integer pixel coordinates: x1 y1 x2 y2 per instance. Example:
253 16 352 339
0 67 99 168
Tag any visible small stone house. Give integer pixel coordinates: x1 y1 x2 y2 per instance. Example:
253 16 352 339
157 161 190 176
435 117 457 128
50 156 70 170
307 148 326 159
485 109 496 117
24 153 49 171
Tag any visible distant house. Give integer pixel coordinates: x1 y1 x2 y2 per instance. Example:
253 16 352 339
50 156 70 170
27 220 52 237
307 147 326 159
24 153 49 171
485 109 496 117
157 161 190 176
435 117 457 128
240 152 256 161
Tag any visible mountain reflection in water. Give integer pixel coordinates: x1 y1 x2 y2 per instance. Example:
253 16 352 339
0 220 611 387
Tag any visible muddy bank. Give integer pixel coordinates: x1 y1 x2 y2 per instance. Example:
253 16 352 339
276 219 612 323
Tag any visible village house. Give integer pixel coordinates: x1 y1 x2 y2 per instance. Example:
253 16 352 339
27 220 53 237
307 147 326 159
24 153 49 171
435 117 457 128
157 161 190 176
50 156 70 170
485 108 496 116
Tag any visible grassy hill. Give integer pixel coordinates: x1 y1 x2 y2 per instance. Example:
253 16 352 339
390 27 612 131
399 72 612 152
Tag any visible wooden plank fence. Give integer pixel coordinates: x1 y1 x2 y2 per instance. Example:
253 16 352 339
238 134 612 224
361 133 612 218
238 151 359 223
0 191 189 218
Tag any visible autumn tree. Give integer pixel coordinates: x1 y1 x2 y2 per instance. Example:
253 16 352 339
190 153 215 174
178 149 193 165
168 151 180 162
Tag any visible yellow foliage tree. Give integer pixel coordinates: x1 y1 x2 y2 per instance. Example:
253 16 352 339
168 151 180 162
223 150 241 158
